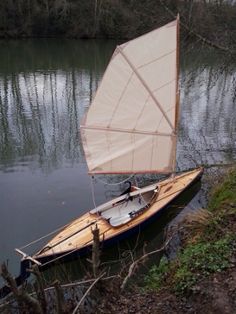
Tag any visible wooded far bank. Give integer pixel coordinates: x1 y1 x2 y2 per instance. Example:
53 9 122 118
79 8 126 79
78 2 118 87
0 0 235 50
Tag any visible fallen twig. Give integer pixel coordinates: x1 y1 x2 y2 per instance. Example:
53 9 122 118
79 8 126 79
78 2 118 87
72 272 106 314
121 235 174 290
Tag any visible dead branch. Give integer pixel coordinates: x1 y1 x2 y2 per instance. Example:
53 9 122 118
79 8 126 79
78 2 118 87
1 263 43 314
0 274 120 314
53 280 66 314
120 235 173 291
72 272 105 314
91 224 100 277
1 263 18 296
29 265 47 313
47 274 118 291
159 0 231 53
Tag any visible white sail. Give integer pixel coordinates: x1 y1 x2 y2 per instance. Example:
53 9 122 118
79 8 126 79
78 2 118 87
81 19 179 174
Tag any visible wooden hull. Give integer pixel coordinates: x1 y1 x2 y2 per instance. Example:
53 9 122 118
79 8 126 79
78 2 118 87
33 167 203 266
0 168 203 300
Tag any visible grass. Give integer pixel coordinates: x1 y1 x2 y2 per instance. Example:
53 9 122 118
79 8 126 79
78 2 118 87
208 167 236 211
144 167 236 294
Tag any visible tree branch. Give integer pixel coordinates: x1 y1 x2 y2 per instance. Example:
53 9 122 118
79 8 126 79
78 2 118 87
120 235 173 291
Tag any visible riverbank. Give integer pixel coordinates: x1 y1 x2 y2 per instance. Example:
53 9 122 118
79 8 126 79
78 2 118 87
98 166 236 313
0 1 235 51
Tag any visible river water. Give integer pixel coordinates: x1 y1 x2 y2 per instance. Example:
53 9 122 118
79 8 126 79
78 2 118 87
0 39 235 278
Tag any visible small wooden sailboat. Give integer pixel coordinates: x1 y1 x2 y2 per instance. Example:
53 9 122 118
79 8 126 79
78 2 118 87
0 16 203 299
32 169 202 266
28 14 203 265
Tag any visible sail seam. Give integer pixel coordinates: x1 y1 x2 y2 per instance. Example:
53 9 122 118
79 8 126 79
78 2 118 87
108 72 134 128
137 49 176 70
152 78 175 93
106 118 112 172
131 132 135 173
133 94 150 130
119 20 176 51
150 134 156 172
117 47 174 131
155 115 165 134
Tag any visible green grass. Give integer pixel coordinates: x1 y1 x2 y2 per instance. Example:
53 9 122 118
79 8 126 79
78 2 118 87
144 166 236 294
208 167 236 211
145 234 234 293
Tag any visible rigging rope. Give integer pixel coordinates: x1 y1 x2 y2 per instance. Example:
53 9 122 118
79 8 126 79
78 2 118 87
90 174 135 215
19 177 161 266
19 222 71 250
90 175 98 211
19 174 135 250
94 173 135 186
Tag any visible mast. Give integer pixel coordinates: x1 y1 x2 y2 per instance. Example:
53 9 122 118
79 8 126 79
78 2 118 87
172 13 180 176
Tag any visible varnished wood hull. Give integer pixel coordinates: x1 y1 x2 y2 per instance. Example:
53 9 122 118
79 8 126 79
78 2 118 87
0 168 203 300
33 167 203 266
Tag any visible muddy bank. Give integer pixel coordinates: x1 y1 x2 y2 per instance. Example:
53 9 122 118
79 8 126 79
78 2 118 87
97 269 236 314
97 166 236 313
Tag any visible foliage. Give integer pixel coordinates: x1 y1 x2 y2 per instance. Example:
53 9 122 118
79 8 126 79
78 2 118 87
0 0 236 50
144 258 169 290
145 234 234 293
144 167 236 294
174 235 233 292
208 167 236 211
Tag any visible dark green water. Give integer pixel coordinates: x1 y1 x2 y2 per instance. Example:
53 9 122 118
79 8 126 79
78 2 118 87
0 39 235 277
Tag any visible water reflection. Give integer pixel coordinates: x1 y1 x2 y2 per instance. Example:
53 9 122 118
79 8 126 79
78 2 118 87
0 42 235 173
0 40 235 278
0 39 117 278
0 39 115 172
178 48 236 170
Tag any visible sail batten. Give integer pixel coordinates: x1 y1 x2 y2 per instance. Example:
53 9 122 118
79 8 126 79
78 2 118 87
81 125 176 138
81 19 179 174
